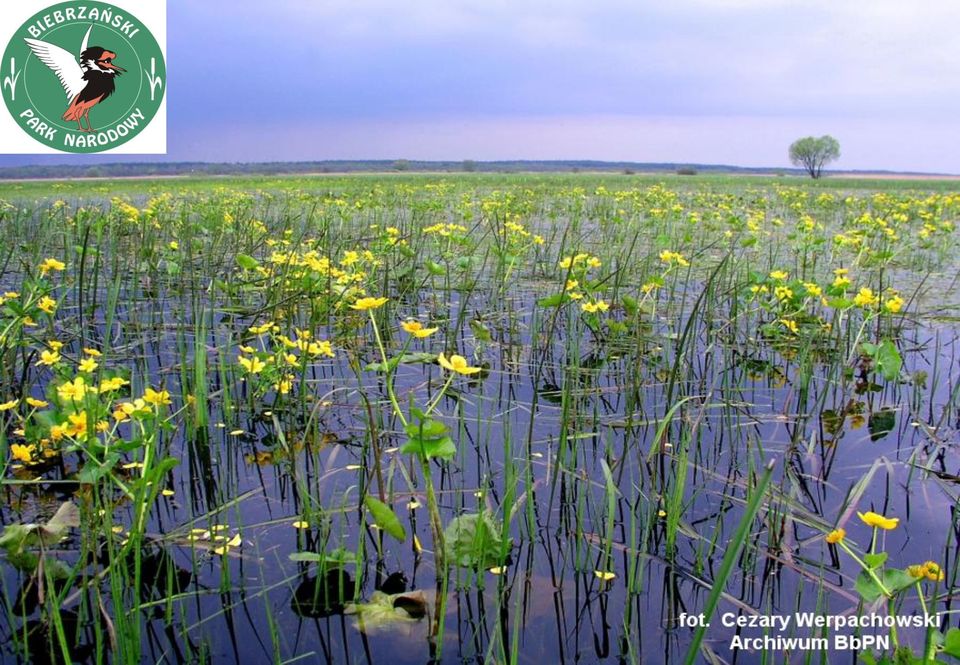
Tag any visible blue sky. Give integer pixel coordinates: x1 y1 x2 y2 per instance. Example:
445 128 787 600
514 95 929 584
4 0 960 171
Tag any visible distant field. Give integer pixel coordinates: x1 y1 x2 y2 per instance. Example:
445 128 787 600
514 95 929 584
0 175 958 663
4 171 960 198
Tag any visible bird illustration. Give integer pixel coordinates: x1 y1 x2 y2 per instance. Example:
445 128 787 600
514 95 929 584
24 26 126 133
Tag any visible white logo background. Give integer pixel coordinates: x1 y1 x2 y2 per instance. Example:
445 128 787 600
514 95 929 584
0 0 166 154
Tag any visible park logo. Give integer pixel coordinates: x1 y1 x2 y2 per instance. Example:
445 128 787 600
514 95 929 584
0 0 165 154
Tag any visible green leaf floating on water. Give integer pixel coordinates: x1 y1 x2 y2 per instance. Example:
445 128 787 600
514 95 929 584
363 496 406 542
443 511 511 569
343 590 427 633
0 502 80 553
869 409 897 442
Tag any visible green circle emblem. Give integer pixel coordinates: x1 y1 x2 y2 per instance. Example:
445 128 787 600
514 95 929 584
2 1 165 153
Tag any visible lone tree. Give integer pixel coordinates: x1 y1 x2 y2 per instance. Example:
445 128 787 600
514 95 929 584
789 135 840 179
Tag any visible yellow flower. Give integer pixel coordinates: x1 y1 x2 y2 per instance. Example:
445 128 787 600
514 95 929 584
581 300 610 314
803 282 823 297
832 275 852 290
853 288 879 308
883 295 904 314
169 241 179 250
10 444 35 464
438 352 481 375
858 511 899 530
83 348 102 357
923 561 944 582
238 355 266 374
143 388 172 407
351 296 388 311
26 397 48 408
769 270 789 281
780 318 799 334
907 564 926 579
57 376 88 401
98 377 129 392
37 349 61 367
79 358 98 373
305 340 335 358
112 399 149 422
274 375 294 395
825 528 845 544
38 258 65 276
659 250 689 267
65 411 88 437
0 399 17 411
774 286 794 301
48 340 64 351
248 321 274 335
37 296 57 314
401 320 439 338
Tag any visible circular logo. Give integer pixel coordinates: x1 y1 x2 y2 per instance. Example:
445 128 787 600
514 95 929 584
1 1 165 153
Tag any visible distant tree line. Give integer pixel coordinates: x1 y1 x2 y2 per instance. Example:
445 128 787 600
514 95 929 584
0 156 913 181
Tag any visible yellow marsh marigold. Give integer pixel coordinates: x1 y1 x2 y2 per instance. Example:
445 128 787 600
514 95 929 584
401 320 439 338
143 388 172 407
98 377 128 392
581 300 610 314
769 270 789 281
438 353 481 375
659 250 690 267
57 376 88 401
825 528 845 544
238 355 266 374
922 561 944 582
858 511 899 530
10 444 35 464
37 296 57 314
78 358 98 373
38 258 65 276
351 296 388 311
65 411 88 437
884 295 905 314
248 321 275 335
853 288 879 308
774 286 793 301
780 318 799 334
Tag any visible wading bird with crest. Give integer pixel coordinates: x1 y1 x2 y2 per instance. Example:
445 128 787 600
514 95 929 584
24 26 126 133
